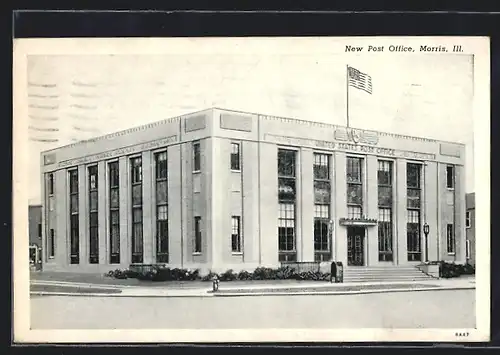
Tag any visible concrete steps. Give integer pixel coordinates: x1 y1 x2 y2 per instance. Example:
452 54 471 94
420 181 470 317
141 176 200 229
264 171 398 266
342 266 435 283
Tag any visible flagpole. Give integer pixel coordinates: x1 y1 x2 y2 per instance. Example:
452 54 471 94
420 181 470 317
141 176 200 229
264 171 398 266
346 65 350 128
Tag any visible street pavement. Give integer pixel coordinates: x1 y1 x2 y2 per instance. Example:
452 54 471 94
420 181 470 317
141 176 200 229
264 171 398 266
30 289 475 329
30 276 475 297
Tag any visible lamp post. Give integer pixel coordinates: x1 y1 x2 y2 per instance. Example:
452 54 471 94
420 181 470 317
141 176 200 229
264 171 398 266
423 222 430 262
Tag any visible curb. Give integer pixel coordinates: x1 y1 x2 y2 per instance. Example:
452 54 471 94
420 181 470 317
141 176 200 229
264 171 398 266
30 291 213 298
30 285 474 298
30 280 139 289
212 285 475 297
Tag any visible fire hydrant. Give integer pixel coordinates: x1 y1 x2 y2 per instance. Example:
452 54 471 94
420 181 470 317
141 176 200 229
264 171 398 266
212 275 220 292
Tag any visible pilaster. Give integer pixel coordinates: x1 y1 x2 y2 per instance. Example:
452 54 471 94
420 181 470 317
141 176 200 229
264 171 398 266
395 159 407 265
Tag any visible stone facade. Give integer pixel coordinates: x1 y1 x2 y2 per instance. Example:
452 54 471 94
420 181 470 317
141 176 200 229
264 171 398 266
40 108 467 273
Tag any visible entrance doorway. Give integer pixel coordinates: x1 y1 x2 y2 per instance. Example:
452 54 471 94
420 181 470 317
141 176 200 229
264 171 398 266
347 227 365 266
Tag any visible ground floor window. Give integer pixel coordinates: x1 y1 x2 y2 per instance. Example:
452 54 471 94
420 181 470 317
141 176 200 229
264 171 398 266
70 214 79 264
347 205 362 219
131 207 143 263
156 205 169 262
48 228 55 258
194 217 202 253
407 210 421 261
466 239 471 259
278 203 296 262
378 208 393 262
109 210 120 264
231 216 242 253
447 223 455 254
89 212 99 264
314 205 331 262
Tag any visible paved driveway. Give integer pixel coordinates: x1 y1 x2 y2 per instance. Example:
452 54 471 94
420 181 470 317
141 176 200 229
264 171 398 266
31 289 475 329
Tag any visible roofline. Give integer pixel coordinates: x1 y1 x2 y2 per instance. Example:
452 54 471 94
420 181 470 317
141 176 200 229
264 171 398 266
214 107 466 146
42 106 467 153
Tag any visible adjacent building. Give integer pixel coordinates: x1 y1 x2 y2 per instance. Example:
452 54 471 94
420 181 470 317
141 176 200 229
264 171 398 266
29 204 42 247
40 108 467 273
466 192 476 266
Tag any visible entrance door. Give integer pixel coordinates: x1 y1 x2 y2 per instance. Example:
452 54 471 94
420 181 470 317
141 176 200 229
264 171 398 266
347 227 365 266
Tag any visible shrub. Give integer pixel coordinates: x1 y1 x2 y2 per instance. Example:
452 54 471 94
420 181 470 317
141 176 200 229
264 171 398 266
237 270 253 280
202 271 219 282
276 266 296 280
252 267 276 280
104 269 129 279
438 261 475 278
219 269 238 281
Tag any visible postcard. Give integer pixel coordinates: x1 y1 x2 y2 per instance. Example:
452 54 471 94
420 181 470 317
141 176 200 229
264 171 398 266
13 36 490 343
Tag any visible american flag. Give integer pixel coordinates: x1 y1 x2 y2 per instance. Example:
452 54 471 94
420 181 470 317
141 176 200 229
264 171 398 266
348 66 372 94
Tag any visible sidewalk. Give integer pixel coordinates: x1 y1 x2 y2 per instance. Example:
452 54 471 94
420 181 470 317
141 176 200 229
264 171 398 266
30 276 475 298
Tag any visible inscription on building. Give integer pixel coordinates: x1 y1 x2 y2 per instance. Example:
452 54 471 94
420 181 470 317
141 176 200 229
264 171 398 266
220 113 253 132
57 136 178 168
43 153 56 166
334 127 379 145
440 143 461 158
185 114 207 132
264 134 436 160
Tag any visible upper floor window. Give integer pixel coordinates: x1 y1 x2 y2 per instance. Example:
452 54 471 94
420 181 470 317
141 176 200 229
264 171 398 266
155 151 168 180
346 157 362 184
131 157 142 184
278 149 297 202
48 173 54 195
314 153 330 180
378 160 393 208
347 157 363 206
69 169 79 194
88 165 98 212
314 153 331 204
278 149 296 178
446 165 455 189
109 161 120 188
407 163 421 189
466 211 471 228
193 142 201 172
231 143 241 171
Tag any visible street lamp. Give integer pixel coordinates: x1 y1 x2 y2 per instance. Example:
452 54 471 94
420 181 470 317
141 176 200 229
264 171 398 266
423 222 430 262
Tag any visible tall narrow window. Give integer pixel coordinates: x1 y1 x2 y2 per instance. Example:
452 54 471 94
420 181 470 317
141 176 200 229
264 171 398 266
466 239 471 259
109 161 120 264
88 165 99 264
231 143 241 171
131 157 143 263
48 229 55 258
447 224 455 254
48 173 54 195
155 151 168 263
466 211 471 228
194 216 202 253
231 216 242 253
314 205 330 262
407 163 422 261
314 153 331 262
193 142 201 172
446 165 455 189
278 149 297 262
68 169 79 264
37 224 42 239
378 160 393 262
347 157 363 219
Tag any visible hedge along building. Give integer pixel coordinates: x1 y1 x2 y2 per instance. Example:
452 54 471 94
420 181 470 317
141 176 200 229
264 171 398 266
40 107 466 273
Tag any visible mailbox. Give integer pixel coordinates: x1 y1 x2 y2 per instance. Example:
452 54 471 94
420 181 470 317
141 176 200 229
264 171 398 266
330 261 344 283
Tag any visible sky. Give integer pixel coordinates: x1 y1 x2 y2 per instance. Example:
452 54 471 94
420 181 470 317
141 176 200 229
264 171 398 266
27 51 474 204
